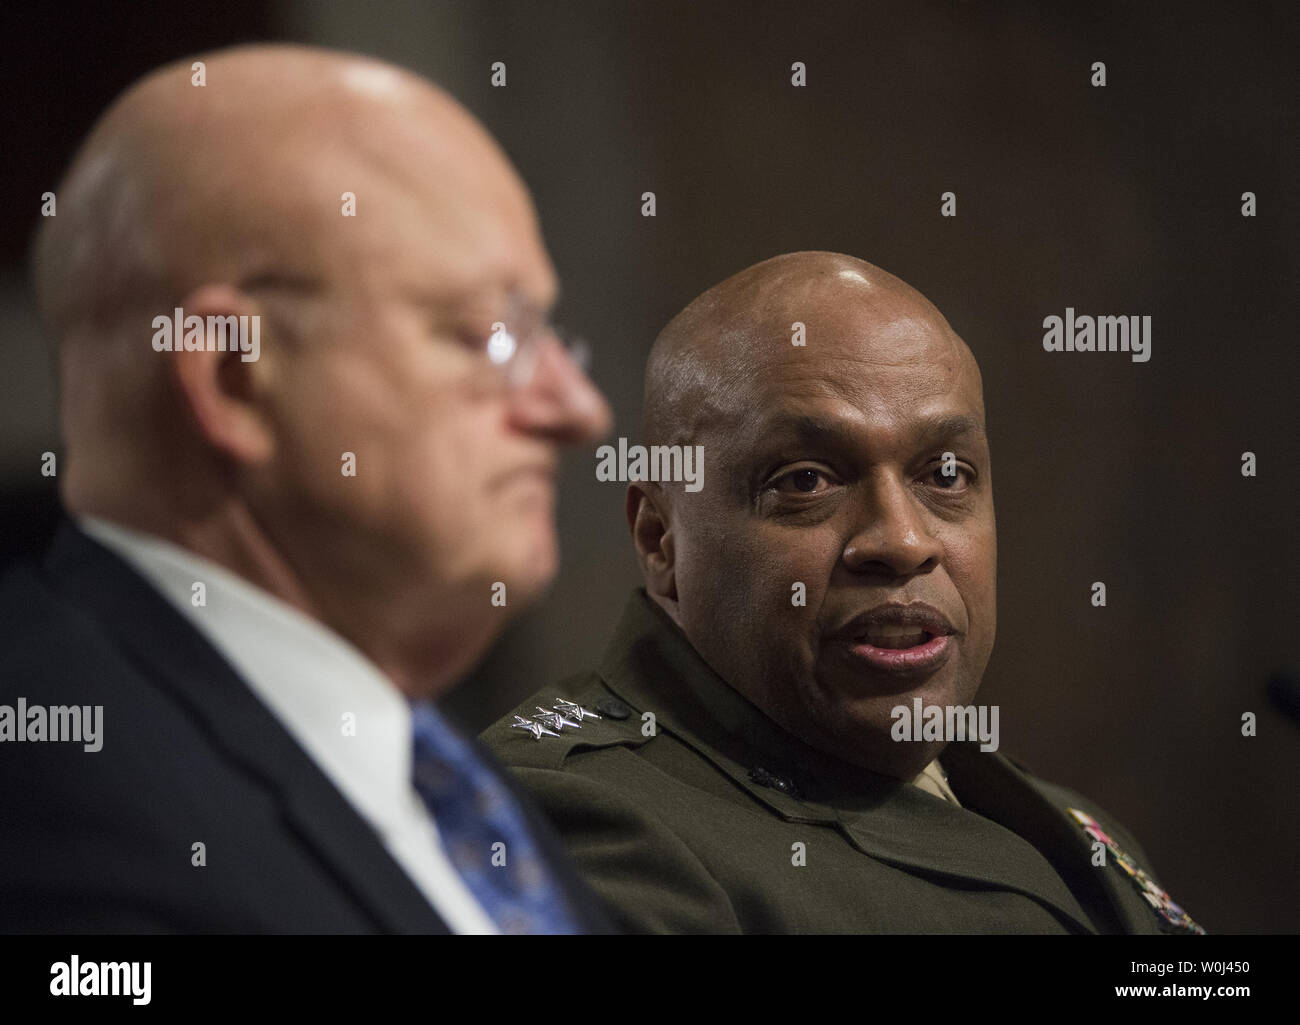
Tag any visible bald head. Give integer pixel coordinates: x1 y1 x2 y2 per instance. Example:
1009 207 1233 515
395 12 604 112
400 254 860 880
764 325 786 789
643 251 981 448
35 44 535 352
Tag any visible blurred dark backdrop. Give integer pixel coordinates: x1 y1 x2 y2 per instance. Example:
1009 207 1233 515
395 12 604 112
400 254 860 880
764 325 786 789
2 1 1296 933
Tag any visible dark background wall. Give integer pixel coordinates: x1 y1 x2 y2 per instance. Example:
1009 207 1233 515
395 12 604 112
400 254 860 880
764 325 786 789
3 1 1296 933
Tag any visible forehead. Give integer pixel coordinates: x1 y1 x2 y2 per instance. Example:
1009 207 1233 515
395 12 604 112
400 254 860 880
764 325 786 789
754 292 977 400
722 297 984 441
295 101 556 309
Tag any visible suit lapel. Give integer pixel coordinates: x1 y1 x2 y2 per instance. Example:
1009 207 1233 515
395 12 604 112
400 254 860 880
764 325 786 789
44 523 449 934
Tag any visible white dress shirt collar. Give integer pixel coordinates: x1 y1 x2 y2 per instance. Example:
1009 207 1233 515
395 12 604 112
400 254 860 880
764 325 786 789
76 515 497 934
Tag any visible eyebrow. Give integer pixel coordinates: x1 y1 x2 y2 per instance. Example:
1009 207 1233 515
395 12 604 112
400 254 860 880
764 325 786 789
403 281 557 318
239 270 328 294
745 413 846 446
914 413 987 440
746 411 986 445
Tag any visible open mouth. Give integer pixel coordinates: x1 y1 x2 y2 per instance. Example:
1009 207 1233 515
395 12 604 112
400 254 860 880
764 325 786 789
843 631 951 673
837 605 956 673
855 627 935 650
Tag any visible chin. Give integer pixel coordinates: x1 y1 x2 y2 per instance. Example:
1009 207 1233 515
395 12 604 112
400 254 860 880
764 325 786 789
497 527 559 604
810 673 971 768
499 565 553 608
812 714 936 776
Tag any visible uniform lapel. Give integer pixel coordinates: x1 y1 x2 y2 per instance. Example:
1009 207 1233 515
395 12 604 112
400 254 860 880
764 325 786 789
944 743 1167 935
827 787 1097 932
600 590 1098 933
44 523 450 934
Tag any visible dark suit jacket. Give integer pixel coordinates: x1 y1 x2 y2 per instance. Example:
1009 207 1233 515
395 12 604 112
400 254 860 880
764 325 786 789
0 522 613 933
483 589 1205 935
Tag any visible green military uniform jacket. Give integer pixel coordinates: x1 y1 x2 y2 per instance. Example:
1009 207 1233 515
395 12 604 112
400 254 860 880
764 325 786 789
483 590 1203 935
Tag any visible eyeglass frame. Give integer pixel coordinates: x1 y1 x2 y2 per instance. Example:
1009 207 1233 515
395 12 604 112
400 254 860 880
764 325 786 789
236 274 591 391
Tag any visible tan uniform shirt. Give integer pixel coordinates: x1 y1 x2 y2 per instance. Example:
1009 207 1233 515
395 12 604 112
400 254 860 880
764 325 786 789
914 759 961 806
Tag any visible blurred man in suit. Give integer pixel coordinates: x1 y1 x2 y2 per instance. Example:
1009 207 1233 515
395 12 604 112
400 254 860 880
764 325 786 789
0 44 612 933
484 251 1205 935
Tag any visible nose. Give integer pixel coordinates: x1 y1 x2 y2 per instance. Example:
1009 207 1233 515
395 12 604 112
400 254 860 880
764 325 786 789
841 472 944 578
506 334 612 444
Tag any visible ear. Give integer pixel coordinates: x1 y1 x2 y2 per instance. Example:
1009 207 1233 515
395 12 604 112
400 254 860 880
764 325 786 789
167 284 275 466
626 482 677 601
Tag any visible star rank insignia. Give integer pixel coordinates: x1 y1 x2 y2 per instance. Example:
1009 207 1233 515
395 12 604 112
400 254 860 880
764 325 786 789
1067 808 1206 935
533 707 583 732
510 715 560 741
553 697 602 722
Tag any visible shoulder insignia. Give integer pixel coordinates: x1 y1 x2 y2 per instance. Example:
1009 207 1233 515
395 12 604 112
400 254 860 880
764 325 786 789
509 715 560 741
489 690 650 770
553 698 603 723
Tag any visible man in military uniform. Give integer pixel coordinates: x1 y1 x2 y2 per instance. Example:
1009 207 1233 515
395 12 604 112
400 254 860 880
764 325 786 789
483 252 1203 935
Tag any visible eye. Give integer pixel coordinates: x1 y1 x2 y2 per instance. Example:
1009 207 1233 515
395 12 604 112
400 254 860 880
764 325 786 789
926 461 975 491
428 314 482 352
772 466 836 495
486 320 517 364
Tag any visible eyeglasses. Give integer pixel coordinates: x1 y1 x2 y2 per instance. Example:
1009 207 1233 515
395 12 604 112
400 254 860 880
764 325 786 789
478 293 591 390
237 275 591 389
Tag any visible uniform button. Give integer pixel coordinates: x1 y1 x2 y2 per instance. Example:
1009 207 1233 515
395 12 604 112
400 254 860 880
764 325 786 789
748 766 800 798
594 697 630 720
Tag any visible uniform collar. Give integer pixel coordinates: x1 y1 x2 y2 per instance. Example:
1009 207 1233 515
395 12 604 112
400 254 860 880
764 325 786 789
597 590 1105 933
598 590 900 806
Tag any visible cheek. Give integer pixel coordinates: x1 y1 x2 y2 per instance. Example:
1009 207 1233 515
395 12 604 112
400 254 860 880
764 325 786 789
401 402 559 579
275 353 494 529
265 358 397 511
396 403 513 538
680 515 841 647
945 524 998 650
279 346 419 456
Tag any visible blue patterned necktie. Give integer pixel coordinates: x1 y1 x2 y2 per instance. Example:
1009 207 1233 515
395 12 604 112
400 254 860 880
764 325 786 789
408 700 581 934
